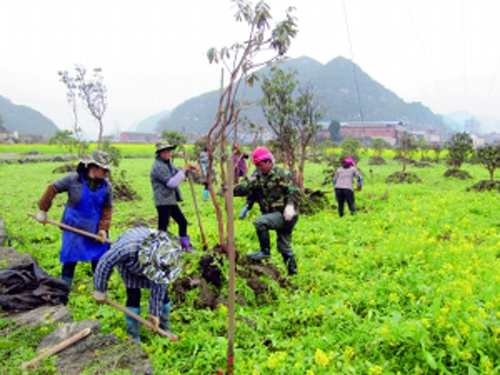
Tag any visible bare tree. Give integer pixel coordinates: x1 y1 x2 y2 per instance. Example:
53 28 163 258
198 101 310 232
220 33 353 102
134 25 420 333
74 65 107 148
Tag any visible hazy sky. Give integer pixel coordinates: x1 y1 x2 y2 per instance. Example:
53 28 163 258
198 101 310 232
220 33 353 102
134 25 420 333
2 0 500 137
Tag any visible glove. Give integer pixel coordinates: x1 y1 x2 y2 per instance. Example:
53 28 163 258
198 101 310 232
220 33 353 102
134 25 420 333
35 210 48 223
283 204 295 221
93 290 107 304
166 170 186 188
147 315 160 332
97 230 107 244
239 206 249 219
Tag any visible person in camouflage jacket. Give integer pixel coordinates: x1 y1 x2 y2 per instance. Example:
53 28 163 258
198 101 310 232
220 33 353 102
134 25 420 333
234 147 300 275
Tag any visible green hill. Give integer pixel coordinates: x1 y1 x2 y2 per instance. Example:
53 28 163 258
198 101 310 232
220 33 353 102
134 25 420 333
0 96 59 136
157 56 442 134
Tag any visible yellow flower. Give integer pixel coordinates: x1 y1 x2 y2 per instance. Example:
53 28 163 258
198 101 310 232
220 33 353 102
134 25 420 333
314 349 330 367
445 335 460 347
369 365 384 375
306 370 315 375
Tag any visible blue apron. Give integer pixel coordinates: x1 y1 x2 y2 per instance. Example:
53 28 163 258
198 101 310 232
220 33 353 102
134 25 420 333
60 175 110 263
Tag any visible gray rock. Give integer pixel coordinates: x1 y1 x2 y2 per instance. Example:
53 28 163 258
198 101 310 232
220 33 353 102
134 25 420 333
0 246 34 268
2 305 72 326
37 320 154 375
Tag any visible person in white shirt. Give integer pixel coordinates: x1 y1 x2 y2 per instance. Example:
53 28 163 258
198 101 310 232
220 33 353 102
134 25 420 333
333 157 363 217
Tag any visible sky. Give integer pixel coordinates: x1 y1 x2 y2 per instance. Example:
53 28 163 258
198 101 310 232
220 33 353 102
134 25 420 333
2 0 500 137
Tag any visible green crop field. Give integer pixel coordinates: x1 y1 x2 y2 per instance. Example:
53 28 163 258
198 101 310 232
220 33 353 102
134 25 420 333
0 154 499 374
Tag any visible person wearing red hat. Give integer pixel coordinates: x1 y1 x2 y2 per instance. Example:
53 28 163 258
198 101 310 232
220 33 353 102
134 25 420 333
333 156 363 217
234 147 301 275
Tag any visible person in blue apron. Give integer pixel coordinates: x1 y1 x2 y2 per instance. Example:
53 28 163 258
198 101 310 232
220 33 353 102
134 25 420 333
35 150 114 287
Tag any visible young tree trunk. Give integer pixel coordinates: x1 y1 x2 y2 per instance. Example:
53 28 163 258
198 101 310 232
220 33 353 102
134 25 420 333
98 119 104 149
403 148 407 173
490 169 495 182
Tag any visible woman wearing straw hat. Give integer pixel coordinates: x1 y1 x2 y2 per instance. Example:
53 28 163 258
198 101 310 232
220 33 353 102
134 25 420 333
93 227 182 342
150 141 193 253
35 150 114 287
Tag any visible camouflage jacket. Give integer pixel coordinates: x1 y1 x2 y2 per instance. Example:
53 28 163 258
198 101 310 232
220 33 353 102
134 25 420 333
234 167 300 214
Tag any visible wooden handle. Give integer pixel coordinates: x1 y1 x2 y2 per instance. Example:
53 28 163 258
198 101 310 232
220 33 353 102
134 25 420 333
21 328 91 368
27 213 114 244
105 298 179 342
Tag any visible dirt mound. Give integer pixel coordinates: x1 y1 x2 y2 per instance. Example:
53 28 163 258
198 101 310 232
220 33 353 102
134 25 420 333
368 156 386 165
173 247 291 310
386 171 421 184
52 164 77 173
466 180 500 192
414 162 432 168
110 170 142 201
444 169 473 180
299 189 330 215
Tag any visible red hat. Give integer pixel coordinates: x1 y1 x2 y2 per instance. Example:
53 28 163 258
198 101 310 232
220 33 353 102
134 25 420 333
252 147 274 164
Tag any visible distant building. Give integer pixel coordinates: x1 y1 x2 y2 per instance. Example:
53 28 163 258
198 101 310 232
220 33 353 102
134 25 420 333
469 133 485 148
339 121 407 146
120 132 158 143
410 129 441 144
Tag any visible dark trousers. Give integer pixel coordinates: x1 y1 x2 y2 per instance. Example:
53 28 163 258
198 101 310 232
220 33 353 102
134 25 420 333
61 260 99 279
335 188 355 217
126 288 170 308
156 205 187 236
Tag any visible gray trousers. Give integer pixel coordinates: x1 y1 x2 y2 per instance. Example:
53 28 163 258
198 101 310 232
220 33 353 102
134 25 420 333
253 212 293 256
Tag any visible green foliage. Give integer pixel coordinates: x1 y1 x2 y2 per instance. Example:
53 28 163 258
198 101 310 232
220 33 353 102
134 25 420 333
101 138 122 168
415 137 429 159
340 137 361 163
432 143 442 162
446 132 474 169
476 144 500 181
3 154 500 374
161 130 187 147
328 120 342 142
370 138 391 158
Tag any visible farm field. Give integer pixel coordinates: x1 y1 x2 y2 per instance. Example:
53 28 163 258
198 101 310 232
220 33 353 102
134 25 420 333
1 153 500 374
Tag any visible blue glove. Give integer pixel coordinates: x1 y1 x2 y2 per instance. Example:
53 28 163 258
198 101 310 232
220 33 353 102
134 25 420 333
239 206 249 218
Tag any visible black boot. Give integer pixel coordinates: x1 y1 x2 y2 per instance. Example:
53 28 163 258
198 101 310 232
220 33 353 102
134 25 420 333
282 253 298 276
248 229 271 260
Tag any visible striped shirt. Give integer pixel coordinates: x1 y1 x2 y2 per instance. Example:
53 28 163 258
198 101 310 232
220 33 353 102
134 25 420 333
93 227 168 317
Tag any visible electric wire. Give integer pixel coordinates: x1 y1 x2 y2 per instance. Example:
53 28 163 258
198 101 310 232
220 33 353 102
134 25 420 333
404 0 449 114
341 0 365 123
363 0 436 111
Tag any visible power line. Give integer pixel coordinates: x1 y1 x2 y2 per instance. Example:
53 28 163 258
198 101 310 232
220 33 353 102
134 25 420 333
404 0 449 114
341 0 364 123
364 0 437 111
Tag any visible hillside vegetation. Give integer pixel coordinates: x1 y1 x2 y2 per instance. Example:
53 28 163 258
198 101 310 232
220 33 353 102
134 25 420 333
0 95 59 136
158 56 443 134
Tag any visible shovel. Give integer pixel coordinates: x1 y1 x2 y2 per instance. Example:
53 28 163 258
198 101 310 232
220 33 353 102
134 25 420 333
105 298 179 342
27 213 114 244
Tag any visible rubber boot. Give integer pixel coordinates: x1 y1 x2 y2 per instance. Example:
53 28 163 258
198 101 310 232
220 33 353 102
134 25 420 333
179 235 195 254
203 189 209 201
248 229 271 260
125 306 141 343
159 302 175 336
282 253 298 276
61 276 73 288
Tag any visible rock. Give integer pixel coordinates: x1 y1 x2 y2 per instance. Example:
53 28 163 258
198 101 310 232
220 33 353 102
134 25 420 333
37 320 154 375
0 246 34 267
2 305 72 326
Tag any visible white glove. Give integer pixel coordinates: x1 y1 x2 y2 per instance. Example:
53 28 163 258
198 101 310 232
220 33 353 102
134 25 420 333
93 290 107 303
35 210 48 223
283 204 295 221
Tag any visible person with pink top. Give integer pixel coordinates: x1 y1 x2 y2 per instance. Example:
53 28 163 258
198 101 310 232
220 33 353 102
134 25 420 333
333 157 363 217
